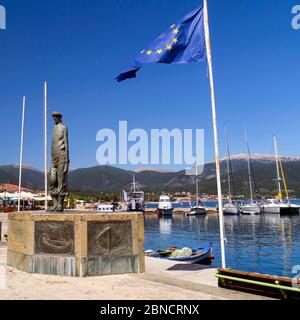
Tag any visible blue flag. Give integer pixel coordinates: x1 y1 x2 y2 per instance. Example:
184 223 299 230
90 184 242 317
116 5 207 82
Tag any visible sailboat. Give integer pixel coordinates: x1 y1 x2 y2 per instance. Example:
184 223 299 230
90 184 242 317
186 161 206 216
240 129 261 214
260 136 299 215
223 129 240 215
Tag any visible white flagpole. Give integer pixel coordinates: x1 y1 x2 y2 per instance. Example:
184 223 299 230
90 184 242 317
204 0 226 268
44 81 48 210
18 96 26 212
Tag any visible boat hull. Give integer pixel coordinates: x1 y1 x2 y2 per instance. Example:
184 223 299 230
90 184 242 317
261 205 280 214
223 206 240 215
262 205 299 215
186 206 206 216
279 206 299 216
241 205 261 214
157 208 173 216
217 268 300 300
149 246 213 265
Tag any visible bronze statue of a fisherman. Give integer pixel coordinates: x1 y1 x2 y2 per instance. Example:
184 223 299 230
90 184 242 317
49 112 69 212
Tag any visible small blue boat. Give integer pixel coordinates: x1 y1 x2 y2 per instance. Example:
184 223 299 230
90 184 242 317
146 245 214 265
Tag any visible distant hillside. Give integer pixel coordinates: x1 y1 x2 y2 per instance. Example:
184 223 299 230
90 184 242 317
0 165 44 190
1 154 300 196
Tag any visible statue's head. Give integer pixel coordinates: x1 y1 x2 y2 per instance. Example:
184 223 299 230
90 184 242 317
52 112 62 125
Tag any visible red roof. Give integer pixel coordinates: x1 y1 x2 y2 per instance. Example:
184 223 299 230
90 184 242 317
0 184 33 193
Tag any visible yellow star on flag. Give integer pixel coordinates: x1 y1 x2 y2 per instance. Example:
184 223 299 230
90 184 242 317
173 28 179 34
146 50 152 55
156 49 163 54
172 38 178 44
166 45 172 51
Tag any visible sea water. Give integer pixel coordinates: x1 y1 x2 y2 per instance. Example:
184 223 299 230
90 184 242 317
144 210 300 277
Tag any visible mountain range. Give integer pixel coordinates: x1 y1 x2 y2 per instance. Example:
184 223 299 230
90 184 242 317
1 154 300 197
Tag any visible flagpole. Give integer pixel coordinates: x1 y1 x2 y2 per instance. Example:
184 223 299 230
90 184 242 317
18 96 26 212
203 0 226 268
44 81 48 211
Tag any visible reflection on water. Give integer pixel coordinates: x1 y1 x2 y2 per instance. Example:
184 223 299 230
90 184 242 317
144 214 300 277
159 218 173 235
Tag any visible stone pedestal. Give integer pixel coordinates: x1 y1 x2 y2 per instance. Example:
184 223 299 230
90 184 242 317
7 211 145 277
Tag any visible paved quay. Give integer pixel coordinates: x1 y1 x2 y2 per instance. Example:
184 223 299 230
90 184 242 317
0 212 272 300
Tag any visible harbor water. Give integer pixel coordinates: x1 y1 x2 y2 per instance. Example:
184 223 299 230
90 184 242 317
144 202 300 277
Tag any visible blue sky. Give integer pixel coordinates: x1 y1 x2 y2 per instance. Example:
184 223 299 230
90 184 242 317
0 0 300 171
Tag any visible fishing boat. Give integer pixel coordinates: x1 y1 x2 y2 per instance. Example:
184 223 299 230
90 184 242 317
145 245 214 265
157 194 174 216
240 129 261 214
223 129 240 215
186 161 206 216
123 175 145 212
217 268 300 300
260 136 299 216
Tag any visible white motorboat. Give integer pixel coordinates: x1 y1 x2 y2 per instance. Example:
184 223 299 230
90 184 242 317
157 194 174 216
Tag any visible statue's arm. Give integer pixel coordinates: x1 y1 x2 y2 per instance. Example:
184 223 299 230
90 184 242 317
64 127 70 173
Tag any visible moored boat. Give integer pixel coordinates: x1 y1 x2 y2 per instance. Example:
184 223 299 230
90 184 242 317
222 129 240 216
157 194 174 216
217 268 300 300
95 204 114 213
123 175 145 212
187 204 206 216
261 136 299 216
240 129 261 215
241 202 261 214
145 245 214 265
186 159 206 216
223 202 240 215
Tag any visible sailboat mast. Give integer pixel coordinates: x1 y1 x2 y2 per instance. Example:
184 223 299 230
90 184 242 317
273 135 282 199
195 160 199 204
133 175 136 193
225 128 232 205
245 129 254 203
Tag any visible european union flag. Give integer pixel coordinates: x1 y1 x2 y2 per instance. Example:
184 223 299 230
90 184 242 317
116 5 207 82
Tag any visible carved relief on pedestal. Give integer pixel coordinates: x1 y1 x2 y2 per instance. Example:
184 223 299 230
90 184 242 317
35 222 75 255
88 221 133 256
